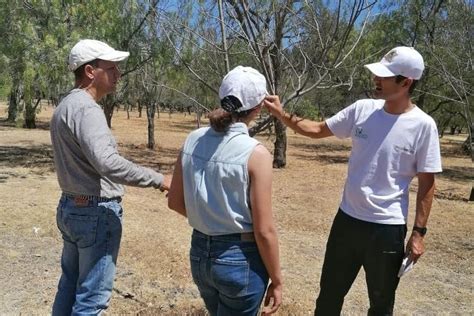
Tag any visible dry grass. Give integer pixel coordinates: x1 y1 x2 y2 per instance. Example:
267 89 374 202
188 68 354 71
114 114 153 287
0 102 472 315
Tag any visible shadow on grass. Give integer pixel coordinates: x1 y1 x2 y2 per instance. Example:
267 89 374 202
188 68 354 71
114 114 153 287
120 144 180 173
0 118 15 128
0 144 54 169
438 166 474 183
440 142 470 159
166 121 201 133
0 141 177 181
34 120 51 131
290 142 351 164
0 118 50 131
137 307 208 316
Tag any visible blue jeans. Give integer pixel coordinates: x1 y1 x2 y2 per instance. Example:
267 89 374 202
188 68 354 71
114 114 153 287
52 194 123 316
190 230 269 316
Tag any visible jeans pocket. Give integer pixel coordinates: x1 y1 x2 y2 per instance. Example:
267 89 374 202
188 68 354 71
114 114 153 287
65 214 99 248
212 257 249 297
102 201 123 224
190 255 202 287
56 207 65 234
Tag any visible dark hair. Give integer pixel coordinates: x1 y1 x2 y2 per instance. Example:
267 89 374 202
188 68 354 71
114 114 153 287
74 59 99 81
208 108 234 132
208 96 256 132
395 75 418 95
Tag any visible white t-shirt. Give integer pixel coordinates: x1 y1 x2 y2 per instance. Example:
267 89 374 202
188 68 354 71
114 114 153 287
326 99 442 224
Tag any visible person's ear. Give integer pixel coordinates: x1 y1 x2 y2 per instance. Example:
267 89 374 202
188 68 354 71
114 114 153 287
84 64 95 80
402 78 413 89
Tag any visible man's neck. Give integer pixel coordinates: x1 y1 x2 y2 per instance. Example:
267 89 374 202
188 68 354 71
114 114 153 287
384 97 414 115
74 81 103 102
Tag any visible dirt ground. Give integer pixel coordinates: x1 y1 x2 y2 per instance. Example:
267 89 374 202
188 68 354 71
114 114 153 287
0 102 472 315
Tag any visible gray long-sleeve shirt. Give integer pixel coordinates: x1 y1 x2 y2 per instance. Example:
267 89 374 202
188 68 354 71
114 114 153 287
50 89 164 198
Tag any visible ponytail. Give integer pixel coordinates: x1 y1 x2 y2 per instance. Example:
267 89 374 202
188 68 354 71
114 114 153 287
208 108 234 132
209 95 256 132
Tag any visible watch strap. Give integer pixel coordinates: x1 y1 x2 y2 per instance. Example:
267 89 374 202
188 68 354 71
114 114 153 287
412 226 427 236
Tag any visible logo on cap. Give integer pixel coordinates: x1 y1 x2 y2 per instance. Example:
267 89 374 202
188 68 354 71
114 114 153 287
384 50 398 62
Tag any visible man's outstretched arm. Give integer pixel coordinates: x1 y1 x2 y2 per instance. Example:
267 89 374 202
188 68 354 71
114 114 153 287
263 95 333 139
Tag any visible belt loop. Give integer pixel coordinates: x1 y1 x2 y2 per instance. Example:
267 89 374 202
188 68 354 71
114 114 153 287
241 232 256 242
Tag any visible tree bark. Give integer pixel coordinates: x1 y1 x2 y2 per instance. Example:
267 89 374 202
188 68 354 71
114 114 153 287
102 95 115 128
23 98 40 129
147 102 156 150
461 124 474 201
272 118 287 168
7 85 21 123
195 107 201 129
138 102 143 118
218 0 230 73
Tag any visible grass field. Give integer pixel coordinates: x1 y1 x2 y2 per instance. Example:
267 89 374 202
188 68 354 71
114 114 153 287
0 102 472 315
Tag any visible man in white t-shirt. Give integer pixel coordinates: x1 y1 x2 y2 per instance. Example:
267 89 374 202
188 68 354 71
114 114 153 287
264 46 442 315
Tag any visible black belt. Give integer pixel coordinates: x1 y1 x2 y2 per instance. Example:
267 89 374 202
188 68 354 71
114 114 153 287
193 229 256 242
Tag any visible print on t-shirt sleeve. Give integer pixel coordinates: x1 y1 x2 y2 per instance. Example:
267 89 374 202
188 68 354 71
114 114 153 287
416 120 443 173
325 101 357 139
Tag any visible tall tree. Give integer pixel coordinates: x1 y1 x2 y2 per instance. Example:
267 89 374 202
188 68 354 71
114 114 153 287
159 0 376 167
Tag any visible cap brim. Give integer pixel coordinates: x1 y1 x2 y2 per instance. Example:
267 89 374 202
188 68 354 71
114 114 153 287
98 50 130 62
364 62 396 77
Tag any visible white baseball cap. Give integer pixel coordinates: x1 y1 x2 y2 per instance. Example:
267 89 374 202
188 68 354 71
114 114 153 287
68 39 130 71
364 46 424 80
219 66 268 112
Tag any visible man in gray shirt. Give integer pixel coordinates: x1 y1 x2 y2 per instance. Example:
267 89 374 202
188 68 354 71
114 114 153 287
50 39 170 315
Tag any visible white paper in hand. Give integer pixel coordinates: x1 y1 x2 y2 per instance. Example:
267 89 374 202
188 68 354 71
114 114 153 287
397 254 414 277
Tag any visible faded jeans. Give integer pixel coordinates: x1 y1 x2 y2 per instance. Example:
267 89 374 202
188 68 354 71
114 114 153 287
190 229 269 316
52 194 123 316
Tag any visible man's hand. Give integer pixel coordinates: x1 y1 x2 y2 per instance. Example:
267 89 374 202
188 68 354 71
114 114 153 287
406 232 425 263
263 95 284 118
159 174 172 192
261 282 282 315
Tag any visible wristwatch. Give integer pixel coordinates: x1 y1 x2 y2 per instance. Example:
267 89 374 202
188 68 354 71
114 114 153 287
412 226 427 236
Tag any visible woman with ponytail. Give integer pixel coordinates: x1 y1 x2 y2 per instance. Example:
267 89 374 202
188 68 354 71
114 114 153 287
168 66 282 315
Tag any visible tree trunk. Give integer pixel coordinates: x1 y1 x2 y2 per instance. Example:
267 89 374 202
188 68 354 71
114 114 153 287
102 95 115 128
147 103 156 150
218 0 230 73
462 124 474 201
23 98 40 129
138 102 143 118
196 107 201 128
462 126 473 157
7 85 21 123
272 118 287 168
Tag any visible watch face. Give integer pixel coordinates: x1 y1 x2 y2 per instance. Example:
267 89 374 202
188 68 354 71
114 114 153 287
414 226 427 235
